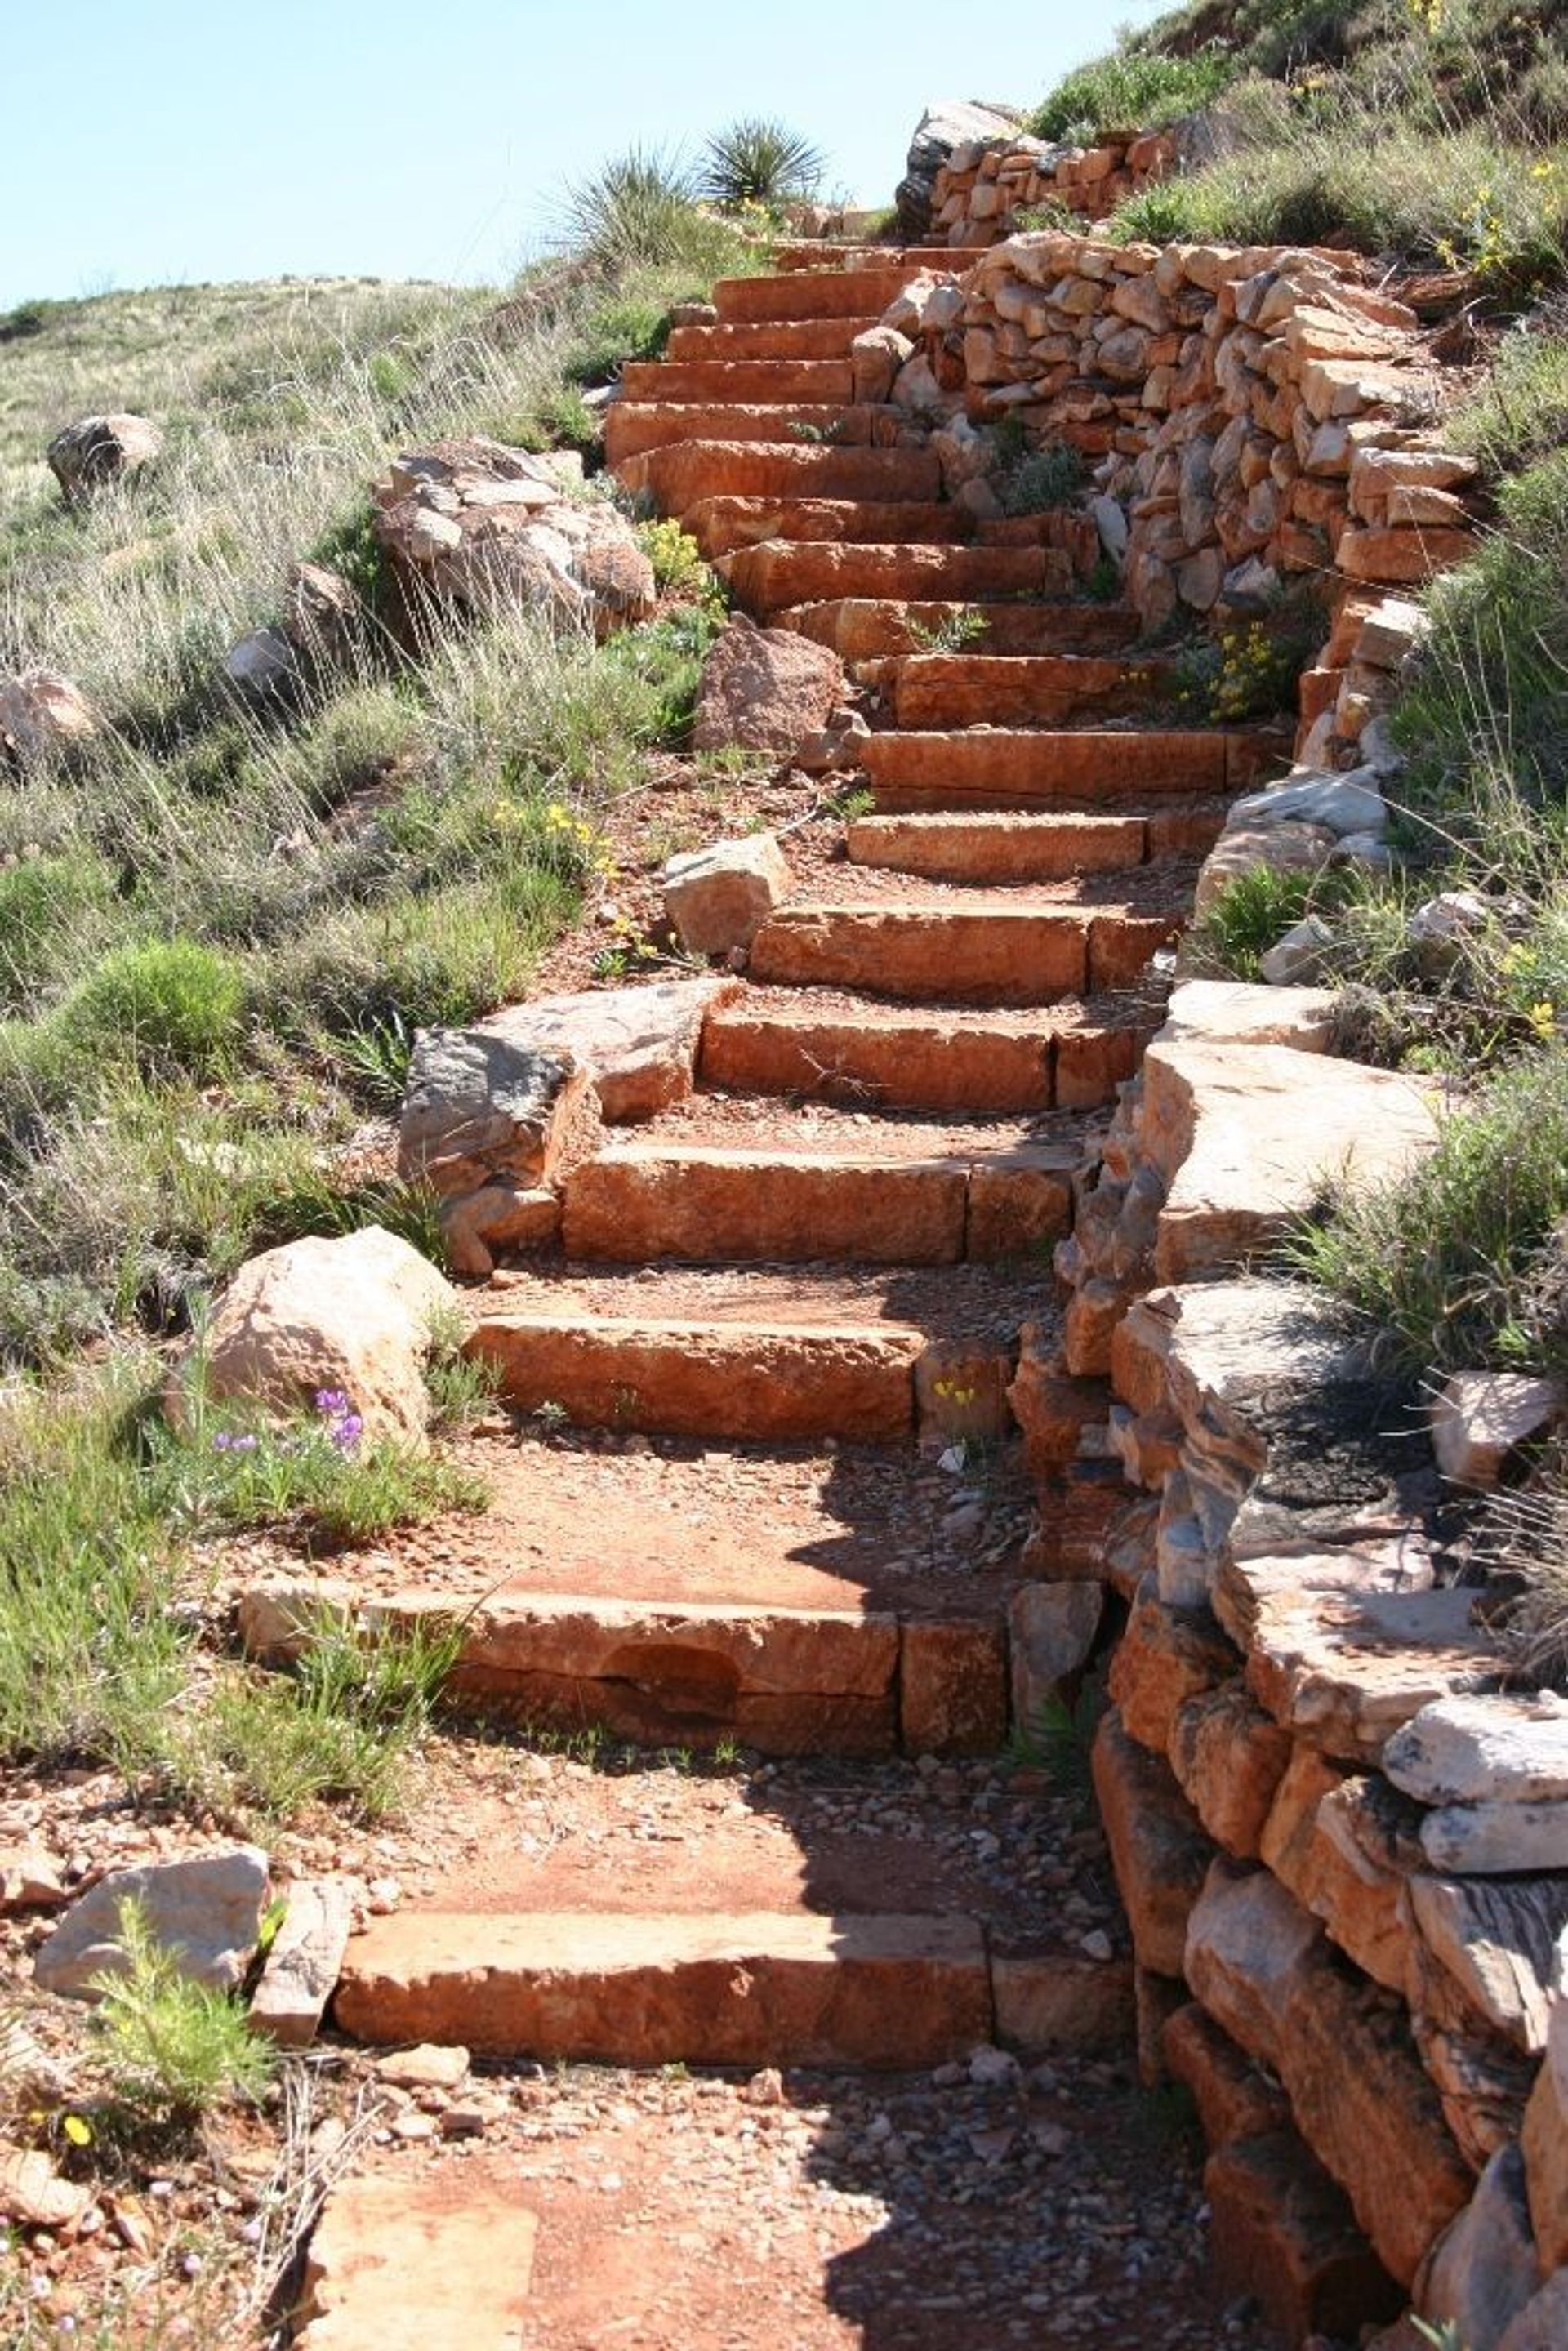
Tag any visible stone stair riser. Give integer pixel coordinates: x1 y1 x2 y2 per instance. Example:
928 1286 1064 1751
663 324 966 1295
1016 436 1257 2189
844 810 1152 883
747 906 1174 1004
666 317 881 362
780 599 1143 659
712 269 928 322
617 441 944 508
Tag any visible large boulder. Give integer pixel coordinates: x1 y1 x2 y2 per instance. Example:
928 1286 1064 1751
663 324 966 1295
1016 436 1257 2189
34 1846 270 1999
47 412 163 501
895 100 1022 239
0 668 99 764
172 1227 453 1448
692 616 845 759
372 439 654 636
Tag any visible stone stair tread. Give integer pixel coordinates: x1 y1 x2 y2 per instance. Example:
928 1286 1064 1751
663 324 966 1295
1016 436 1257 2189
335 1906 997 2065
582 1099 1086 1160
712 268 929 321
604 403 867 465
682 496 973 559
844 806 1172 883
860 726 1275 808
616 439 943 506
618 359 857 402
235 1424 1032 1621
722 540 1072 614
666 315 882 361
704 980 1154 1035
781 597 1143 658
475 1257 1044 1335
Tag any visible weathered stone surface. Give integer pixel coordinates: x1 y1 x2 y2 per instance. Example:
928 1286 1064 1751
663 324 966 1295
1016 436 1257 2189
1092 1707 1216 1976
47 411 162 498
171 1227 453 1449
1498 2272 1568 2350
1416 2143 1539 2351
899 1617 1009 1757
1227 766 1387 839
692 615 845 756
373 2042 470 2090
1225 1548 1499 1763
1007 1581 1102 1730
223 625 296 697
0 2146 91 2230
399 1030 599 1199
35 1847 270 2000
898 100 1022 237
1161 2001 1291 2148
1416 2010 1537 2171
335 1910 993 2065
1386 1694 1568 1810
1107 1578 1238 1753
1138 1039 1437 1282
1522 1950 1568 2269
991 1954 1135 2052
1185 1857 1322 2073
0 667 100 763
1205 2131 1401 2346
1168 1681 1291 1859
664 835 792 956
476 978 735 1124
1421 1801 1568 1874
249 1877 354 2048
0 1844 66 1911
374 438 653 632
1297 1773 1416 1993
298 2173 537 2349
439 1182 560 1281
1431 1370 1562 1488
1410 1874 1568 2053
283 560 359 662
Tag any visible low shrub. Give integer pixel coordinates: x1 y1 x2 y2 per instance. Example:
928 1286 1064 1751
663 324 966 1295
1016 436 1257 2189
1452 318 1568 477
62 937 247 1083
90 1898 277 2121
998 443 1086 516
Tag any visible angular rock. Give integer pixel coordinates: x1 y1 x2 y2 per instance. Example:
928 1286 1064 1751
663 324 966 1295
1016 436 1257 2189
1420 1801 1568 1874
249 1878 354 2048
664 834 792 956
0 2146 91 2231
1168 1681 1292 1859
1410 1875 1568 2053
1161 2002 1291 2148
1227 765 1387 840
1431 1371 1561 1488
223 625 296 697
898 100 1022 237
399 1030 599 1200
1091 1707 1217 1976
1107 1578 1239 1754
1138 1038 1437 1284
1498 2272 1568 2350
283 561 359 663
1417 2142 1539 2351
0 1844 67 1911
1007 1581 1102 1732
1184 1858 1322 2074
297 2173 537 2349
373 2043 470 2091
47 411 162 498
1205 2130 1401 2347
1522 1965 1568 2268
991 1954 1135 2053
439 1182 559 1281
1388 1695 1568 1809
1416 2010 1537 2171
0 667 99 764
35 1846 270 1999
900 1617 1008 1757
171 1227 453 1449
1296 1772 1416 1994
692 615 845 757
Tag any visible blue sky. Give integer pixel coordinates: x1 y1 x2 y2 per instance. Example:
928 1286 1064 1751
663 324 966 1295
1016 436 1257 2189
0 2 1162 307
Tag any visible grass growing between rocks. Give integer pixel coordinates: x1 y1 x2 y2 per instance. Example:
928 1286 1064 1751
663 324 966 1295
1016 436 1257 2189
89 1898 278 2122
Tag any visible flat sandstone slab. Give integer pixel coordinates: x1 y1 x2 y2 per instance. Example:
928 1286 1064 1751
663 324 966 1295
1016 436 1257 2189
298 2174 537 2350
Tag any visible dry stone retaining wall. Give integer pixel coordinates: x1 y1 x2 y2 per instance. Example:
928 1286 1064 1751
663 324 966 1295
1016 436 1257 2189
928 131 1179 247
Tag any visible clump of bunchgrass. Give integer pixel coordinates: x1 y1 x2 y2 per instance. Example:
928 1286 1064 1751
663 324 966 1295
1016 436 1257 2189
698 119 826 210
1031 44 1236 140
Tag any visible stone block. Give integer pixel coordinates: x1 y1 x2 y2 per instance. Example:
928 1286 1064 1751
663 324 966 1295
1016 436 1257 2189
663 835 792 957
1092 1708 1217 1976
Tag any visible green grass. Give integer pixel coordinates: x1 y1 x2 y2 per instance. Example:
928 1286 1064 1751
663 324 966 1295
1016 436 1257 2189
1030 45 1237 141
1289 1048 1568 1378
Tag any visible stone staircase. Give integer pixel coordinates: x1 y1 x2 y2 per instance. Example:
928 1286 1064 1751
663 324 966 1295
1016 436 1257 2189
274 243 1281 2345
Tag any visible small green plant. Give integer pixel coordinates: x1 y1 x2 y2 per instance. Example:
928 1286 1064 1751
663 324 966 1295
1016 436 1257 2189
1031 45 1236 141
999 443 1086 516
425 1304 504 1431
532 1398 570 1433
786 417 844 445
906 608 991 655
63 938 247 1083
1169 618 1303 725
698 119 826 210
554 147 703 269
637 516 713 597
1084 554 1122 603
1008 1681 1102 1807
90 1897 277 2121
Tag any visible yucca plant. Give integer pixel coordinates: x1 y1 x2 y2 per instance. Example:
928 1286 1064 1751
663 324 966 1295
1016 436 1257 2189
699 118 826 210
554 146 702 268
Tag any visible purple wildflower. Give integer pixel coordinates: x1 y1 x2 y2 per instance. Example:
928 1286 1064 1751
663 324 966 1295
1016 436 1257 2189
314 1388 349 1417
330 1412 365 1452
213 1431 259 1454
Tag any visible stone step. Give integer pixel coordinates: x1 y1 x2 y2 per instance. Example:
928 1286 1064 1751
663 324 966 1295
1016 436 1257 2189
618 357 856 404
887 652 1175 730
860 728 1276 811
700 987 1153 1112
712 267 925 323
781 597 1142 660
560 1123 1078 1265
614 439 942 510
666 315 881 362
604 401 868 466
238 1428 1031 1755
336 1908 995 2067
464 1262 1034 1440
846 808 1155 883
748 898 1180 1004
771 243 954 272
682 496 972 560
722 539 1072 617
